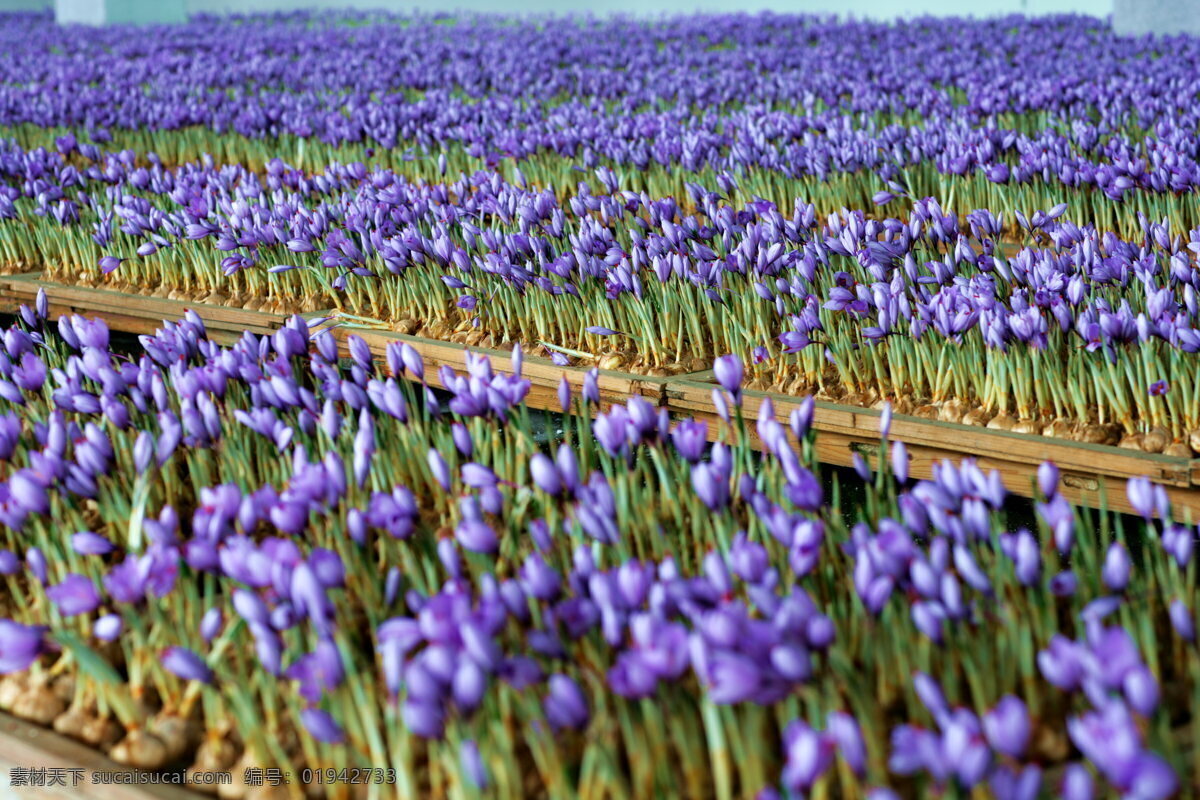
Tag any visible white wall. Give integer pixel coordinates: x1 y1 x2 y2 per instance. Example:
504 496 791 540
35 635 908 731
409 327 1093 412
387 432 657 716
1113 0 1200 35
55 0 185 24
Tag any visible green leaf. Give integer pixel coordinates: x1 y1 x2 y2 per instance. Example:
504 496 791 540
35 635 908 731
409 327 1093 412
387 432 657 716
56 630 122 685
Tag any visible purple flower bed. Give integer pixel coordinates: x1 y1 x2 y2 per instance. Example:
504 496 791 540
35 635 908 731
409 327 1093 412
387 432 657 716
0 293 1191 798
0 11 1197 794
2 133 1199 449
1 10 1198 222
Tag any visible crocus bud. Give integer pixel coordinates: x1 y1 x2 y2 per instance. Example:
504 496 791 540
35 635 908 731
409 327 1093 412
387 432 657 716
161 646 213 684
1038 462 1059 496
47 574 100 616
983 695 1030 758
200 608 223 642
712 354 743 402
300 709 344 744
530 453 562 496
93 614 122 642
891 440 909 483
1101 542 1131 592
544 674 589 730
557 377 571 413
1170 598 1195 642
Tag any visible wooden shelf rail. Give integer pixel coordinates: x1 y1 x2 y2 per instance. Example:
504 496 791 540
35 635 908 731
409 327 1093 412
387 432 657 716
2 274 1197 516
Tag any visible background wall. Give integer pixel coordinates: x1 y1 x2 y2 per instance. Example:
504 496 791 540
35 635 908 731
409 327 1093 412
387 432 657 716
1112 0 1200 35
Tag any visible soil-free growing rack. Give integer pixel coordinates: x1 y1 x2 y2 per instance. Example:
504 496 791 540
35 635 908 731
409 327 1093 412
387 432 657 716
2 271 1198 517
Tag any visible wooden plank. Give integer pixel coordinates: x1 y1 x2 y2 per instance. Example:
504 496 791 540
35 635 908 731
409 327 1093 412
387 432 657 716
665 379 1200 516
0 711 206 800
666 378 1193 481
335 325 674 406
0 275 288 337
809 424 1191 517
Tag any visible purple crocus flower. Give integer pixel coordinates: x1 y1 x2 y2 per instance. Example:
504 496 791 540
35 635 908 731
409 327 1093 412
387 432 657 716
1169 599 1195 642
161 646 213 684
98 256 124 274
300 708 345 744
990 764 1040 800
983 696 1030 758
544 674 589 730
782 720 835 793
1050 570 1077 597
71 531 115 556
691 462 730 512
455 520 498 554
826 711 866 775
1125 477 1155 520
705 651 762 704
133 431 154 474
0 619 43 673
1059 763 1094 800
582 369 600 404
1123 666 1160 716
791 398 814 439
1102 542 1131 592
730 534 768 583
884 442 908 485
93 614 122 642
1037 462 1059 496
427 449 452 491
866 791 901 800
461 463 498 489
402 699 444 739
1148 380 1169 396
461 740 488 789
530 454 562 496
47 574 101 616
1038 635 1087 690
712 354 743 400
671 419 708 463
200 608 223 642
10 472 48 516
1123 753 1177 800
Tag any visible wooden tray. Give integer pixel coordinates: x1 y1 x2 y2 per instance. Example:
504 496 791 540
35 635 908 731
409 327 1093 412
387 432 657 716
0 273 298 344
665 378 1198 517
331 324 675 410
0 711 203 800
2 276 1197 516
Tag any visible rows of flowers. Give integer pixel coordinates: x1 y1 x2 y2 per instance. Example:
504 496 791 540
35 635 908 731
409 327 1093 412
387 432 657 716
0 12 1199 234
1 136 1199 449
0 294 1193 798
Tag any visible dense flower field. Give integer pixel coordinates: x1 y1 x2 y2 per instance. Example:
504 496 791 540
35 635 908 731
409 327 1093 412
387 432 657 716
0 297 1193 799
2 11 1200 450
3 11 1200 230
0 8 1198 799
